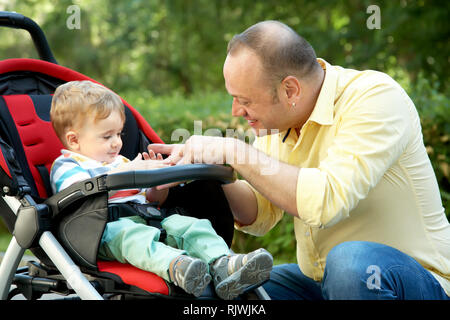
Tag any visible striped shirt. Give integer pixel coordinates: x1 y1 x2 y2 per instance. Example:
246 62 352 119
50 149 147 204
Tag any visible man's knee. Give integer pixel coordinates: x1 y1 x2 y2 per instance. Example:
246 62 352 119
322 241 377 299
325 241 370 272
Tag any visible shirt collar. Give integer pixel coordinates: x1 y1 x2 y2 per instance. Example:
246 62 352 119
61 149 123 166
278 58 337 144
306 58 337 126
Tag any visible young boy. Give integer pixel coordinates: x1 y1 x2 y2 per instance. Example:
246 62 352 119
49 80 273 299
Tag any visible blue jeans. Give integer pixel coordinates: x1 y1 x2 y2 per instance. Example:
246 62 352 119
263 241 450 300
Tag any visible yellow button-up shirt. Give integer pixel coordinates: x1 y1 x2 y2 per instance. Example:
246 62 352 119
236 58 450 295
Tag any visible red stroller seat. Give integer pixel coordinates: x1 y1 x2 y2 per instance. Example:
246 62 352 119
0 11 260 300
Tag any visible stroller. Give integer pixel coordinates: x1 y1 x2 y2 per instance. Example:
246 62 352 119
0 11 270 300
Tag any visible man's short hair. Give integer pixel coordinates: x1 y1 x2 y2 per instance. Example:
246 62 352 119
227 20 320 86
50 80 125 144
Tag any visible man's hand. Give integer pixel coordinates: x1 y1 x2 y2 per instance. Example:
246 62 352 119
127 152 169 170
148 137 260 224
148 136 237 166
147 136 238 190
182 135 237 165
147 143 185 165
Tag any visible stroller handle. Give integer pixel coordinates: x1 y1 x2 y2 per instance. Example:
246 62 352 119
0 11 57 64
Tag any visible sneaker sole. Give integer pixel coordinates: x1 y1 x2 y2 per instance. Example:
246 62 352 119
183 260 212 297
215 251 273 300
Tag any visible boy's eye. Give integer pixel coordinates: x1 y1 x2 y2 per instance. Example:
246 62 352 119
103 132 123 140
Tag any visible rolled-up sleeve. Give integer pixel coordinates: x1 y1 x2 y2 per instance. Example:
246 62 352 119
297 83 411 228
234 135 285 236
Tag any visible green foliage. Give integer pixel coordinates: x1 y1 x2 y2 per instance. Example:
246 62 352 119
409 74 450 216
232 215 297 265
0 1 448 94
121 90 254 144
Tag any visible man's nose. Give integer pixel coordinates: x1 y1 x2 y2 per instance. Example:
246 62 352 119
231 99 246 117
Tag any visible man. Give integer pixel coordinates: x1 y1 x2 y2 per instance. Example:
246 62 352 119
149 21 450 299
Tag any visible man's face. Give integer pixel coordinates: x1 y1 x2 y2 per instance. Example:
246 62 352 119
223 49 290 136
74 110 124 164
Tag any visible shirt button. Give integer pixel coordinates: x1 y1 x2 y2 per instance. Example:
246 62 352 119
313 262 319 267
305 231 310 236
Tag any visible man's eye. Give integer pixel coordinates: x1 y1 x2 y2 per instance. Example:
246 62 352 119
103 136 111 140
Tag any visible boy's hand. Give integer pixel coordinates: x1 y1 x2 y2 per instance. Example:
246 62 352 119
126 152 170 205
142 150 164 161
141 150 169 204
145 144 185 190
145 186 169 206
129 152 168 170
147 143 185 165
110 152 169 174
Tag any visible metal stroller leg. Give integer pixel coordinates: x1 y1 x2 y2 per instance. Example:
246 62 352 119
227 249 271 300
38 231 103 300
254 285 271 300
0 236 25 300
1 195 102 300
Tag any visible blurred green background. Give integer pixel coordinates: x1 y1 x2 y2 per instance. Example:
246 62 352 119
0 0 448 264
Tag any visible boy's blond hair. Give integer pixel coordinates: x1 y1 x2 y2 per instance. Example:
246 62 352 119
50 80 125 146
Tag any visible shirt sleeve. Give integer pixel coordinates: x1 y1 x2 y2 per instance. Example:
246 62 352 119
297 82 412 228
235 180 285 236
50 156 91 193
234 136 285 236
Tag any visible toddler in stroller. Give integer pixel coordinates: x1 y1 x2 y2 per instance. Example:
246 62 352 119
49 80 273 300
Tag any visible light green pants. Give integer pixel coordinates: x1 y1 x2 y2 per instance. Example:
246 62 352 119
98 214 230 281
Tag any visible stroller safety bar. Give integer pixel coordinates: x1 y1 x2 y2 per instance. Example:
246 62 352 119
105 164 236 190
45 164 236 217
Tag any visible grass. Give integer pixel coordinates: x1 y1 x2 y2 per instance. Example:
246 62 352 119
0 232 12 252
0 232 34 258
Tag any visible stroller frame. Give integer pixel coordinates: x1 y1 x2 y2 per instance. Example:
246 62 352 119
1 215 103 300
0 11 270 300
0 166 239 300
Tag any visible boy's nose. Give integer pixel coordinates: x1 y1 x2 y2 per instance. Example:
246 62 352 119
112 136 122 148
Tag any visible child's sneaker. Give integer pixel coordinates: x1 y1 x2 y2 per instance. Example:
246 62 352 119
170 255 211 297
210 248 273 300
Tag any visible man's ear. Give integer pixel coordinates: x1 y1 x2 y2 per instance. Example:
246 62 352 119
65 131 80 151
281 76 301 102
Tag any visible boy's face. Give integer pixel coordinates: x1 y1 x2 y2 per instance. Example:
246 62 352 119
67 110 124 164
